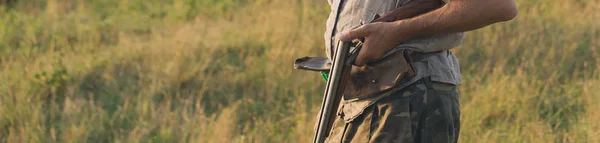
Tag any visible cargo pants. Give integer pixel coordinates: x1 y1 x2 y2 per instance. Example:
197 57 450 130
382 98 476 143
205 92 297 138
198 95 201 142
325 78 461 143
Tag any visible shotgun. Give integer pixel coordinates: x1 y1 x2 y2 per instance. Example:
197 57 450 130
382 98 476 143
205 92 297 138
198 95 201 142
294 0 444 142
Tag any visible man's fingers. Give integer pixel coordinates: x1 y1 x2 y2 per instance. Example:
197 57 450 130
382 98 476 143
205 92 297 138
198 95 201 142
353 41 372 66
339 25 370 42
355 47 375 66
354 52 367 66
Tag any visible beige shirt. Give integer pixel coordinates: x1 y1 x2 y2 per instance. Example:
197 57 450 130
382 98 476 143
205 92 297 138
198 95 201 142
324 0 465 122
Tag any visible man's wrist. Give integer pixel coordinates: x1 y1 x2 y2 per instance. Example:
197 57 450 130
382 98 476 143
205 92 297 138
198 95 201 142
391 20 418 41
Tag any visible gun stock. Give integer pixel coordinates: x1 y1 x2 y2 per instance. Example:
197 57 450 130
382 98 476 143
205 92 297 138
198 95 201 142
373 0 444 23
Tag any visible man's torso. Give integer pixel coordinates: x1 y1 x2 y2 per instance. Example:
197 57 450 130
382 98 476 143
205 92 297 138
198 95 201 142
324 0 464 123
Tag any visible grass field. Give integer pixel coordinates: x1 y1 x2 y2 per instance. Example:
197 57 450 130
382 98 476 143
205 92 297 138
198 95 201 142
0 0 599 142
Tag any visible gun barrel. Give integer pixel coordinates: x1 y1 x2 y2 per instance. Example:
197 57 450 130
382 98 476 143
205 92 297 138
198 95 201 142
313 41 351 143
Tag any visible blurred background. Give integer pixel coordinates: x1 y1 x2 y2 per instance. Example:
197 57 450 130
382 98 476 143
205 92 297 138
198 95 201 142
0 0 598 142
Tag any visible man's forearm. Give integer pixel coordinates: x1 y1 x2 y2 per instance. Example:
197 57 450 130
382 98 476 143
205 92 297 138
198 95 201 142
393 0 518 40
338 0 518 66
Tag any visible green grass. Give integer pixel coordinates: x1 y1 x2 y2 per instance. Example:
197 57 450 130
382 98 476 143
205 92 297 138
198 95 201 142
1 0 599 142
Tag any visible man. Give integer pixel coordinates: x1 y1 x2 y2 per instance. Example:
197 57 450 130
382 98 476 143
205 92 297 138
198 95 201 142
323 0 517 142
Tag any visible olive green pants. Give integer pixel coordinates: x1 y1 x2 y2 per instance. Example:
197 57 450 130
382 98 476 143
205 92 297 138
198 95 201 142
325 78 461 143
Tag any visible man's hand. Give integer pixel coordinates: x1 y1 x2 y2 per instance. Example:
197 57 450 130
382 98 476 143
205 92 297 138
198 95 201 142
339 22 410 66
338 0 518 66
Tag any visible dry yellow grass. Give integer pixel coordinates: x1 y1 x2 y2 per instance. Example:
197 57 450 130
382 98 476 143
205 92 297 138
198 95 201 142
0 0 598 142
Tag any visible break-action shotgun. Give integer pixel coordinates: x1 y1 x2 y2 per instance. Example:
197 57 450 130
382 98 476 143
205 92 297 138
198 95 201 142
294 0 444 142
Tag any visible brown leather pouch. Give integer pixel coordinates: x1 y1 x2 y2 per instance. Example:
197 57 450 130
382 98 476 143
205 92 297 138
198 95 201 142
343 49 416 100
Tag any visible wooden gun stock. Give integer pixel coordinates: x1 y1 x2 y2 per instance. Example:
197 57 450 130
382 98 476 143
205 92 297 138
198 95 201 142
312 0 444 143
373 0 443 23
